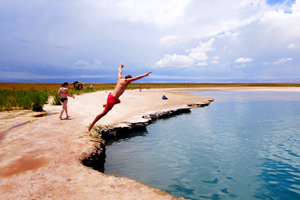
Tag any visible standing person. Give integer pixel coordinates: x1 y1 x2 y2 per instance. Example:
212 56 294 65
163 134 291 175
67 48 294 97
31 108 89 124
58 82 75 120
140 85 142 92
88 63 152 131
90 84 93 89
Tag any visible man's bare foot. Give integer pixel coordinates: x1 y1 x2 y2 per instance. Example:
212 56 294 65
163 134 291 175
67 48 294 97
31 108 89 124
88 123 93 132
66 116 71 119
59 117 62 120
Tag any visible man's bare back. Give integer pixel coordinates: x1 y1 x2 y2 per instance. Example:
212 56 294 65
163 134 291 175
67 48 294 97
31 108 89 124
111 79 129 99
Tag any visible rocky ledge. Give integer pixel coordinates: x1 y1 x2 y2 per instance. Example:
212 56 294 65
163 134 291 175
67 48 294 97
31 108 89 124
81 100 213 170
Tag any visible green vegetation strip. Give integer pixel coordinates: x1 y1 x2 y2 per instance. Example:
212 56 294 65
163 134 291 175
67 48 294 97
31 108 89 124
1 83 299 111
0 89 49 111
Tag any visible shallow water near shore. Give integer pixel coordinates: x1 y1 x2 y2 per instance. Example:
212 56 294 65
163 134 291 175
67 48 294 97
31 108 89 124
104 91 300 200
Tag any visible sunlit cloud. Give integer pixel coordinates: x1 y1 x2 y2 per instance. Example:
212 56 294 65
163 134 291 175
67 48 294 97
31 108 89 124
197 61 207 66
155 54 194 68
273 58 293 65
235 57 253 63
156 38 215 68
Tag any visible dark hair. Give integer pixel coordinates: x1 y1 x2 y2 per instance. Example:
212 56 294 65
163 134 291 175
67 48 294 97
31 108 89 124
125 75 132 79
62 82 68 87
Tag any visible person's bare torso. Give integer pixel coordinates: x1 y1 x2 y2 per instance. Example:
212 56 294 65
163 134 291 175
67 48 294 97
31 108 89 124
59 87 69 98
112 79 129 99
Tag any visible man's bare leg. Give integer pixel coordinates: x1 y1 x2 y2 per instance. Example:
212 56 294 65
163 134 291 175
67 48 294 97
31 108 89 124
88 108 110 132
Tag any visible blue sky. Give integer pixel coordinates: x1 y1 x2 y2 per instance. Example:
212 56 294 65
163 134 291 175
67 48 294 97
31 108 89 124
0 0 299 83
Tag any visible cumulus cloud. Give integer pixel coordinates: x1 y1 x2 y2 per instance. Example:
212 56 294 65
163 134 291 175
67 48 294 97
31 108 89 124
156 38 215 68
160 36 189 47
211 61 219 64
273 58 293 65
115 0 189 28
197 61 207 66
235 57 253 63
187 38 215 60
287 43 298 49
156 54 194 68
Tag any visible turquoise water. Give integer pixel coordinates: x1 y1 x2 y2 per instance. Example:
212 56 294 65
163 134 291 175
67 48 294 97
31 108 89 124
104 91 300 200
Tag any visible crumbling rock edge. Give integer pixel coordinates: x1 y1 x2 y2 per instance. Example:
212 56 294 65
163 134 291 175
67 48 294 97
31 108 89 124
81 99 213 171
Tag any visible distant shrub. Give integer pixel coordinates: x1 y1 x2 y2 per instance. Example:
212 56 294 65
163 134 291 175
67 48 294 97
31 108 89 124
51 92 62 105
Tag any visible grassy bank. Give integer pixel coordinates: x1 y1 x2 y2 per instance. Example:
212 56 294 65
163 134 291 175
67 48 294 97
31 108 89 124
1 82 299 111
0 89 49 111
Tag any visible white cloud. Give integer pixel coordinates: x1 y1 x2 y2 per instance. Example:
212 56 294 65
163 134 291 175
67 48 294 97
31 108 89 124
197 61 207 66
287 43 298 49
156 38 215 68
160 36 189 47
187 38 215 61
235 57 253 63
189 38 215 52
235 64 246 68
213 56 219 60
211 61 219 64
273 58 293 65
292 0 300 12
115 0 189 28
70 59 103 70
155 54 194 68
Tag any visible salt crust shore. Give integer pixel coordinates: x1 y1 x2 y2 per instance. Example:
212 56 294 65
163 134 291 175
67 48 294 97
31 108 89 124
0 87 299 199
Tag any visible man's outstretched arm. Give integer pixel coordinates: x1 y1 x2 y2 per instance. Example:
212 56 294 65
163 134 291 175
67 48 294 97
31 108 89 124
118 63 124 80
127 72 152 83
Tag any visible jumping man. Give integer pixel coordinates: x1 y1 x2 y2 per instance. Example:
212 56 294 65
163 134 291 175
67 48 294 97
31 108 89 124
88 63 152 131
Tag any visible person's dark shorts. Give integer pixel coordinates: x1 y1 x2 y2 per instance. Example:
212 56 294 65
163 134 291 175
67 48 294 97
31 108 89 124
60 98 68 103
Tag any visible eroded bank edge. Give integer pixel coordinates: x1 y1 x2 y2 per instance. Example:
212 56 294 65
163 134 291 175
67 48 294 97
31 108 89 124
80 99 214 171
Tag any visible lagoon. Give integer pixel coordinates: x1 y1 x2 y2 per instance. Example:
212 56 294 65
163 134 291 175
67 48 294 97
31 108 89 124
104 91 300 199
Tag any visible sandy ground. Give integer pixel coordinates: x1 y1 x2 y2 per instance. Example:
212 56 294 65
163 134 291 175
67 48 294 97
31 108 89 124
0 88 213 200
1 87 299 200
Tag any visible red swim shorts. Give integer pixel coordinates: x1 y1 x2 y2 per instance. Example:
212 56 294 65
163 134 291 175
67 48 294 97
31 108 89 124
105 93 120 111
